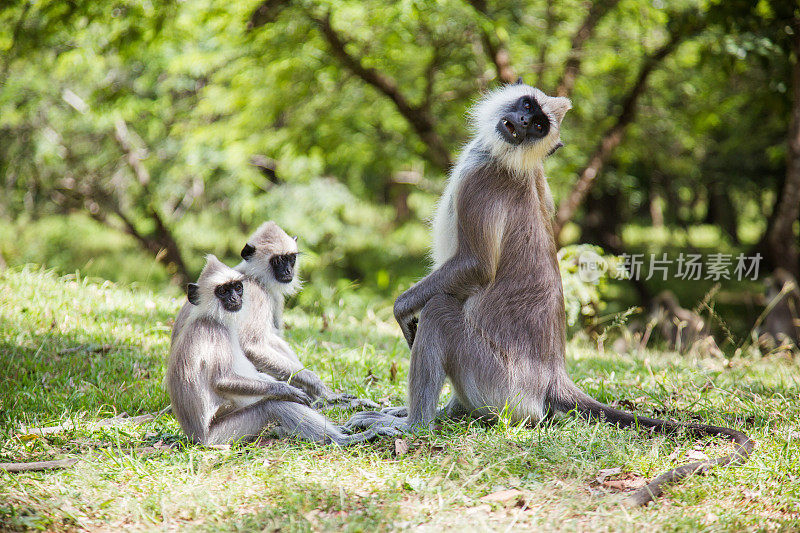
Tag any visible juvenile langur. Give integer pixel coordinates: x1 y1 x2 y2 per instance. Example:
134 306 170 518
172 222 376 409
347 80 753 506
236 222 377 409
167 255 395 445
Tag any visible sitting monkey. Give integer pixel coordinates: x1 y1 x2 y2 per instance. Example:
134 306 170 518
174 222 376 409
167 255 395 445
235 221 378 409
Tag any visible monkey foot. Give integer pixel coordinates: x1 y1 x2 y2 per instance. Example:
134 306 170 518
314 394 379 411
369 425 405 438
380 406 409 417
344 411 410 433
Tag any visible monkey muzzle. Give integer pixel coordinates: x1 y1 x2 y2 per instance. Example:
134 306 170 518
275 269 293 283
496 95 551 146
270 253 297 283
497 111 549 146
222 293 243 312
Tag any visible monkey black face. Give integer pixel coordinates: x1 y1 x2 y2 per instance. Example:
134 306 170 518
270 253 297 283
496 95 550 146
214 280 244 312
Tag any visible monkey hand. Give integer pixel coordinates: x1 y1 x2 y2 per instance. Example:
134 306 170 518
394 294 419 348
272 383 313 406
396 315 418 348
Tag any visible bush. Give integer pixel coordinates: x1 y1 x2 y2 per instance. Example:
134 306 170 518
558 244 618 328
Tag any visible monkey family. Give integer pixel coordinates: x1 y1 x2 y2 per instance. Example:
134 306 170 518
167 81 752 506
167 223 395 446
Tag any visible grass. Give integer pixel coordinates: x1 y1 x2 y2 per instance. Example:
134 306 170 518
1 266 799 531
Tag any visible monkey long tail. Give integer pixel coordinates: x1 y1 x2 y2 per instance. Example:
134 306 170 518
550 383 754 506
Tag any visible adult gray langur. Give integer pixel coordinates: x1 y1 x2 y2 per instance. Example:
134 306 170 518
167 255 396 445
346 80 753 505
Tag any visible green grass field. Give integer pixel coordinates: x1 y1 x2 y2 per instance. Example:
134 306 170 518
1 267 799 531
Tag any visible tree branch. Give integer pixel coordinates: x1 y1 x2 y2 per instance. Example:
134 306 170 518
111 119 191 284
310 12 452 170
554 0 621 97
465 0 517 84
533 0 555 87
246 0 289 30
114 119 150 186
553 22 701 241
422 46 441 112
55 122 192 286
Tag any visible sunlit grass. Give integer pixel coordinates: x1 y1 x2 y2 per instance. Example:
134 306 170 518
1 267 799 531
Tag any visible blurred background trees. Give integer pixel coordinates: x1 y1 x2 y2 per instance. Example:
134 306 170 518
1 0 798 345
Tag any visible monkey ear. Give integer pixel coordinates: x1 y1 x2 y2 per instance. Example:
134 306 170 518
187 283 200 305
515 77 524 85
547 141 564 157
550 97 572 124
241 243 256 261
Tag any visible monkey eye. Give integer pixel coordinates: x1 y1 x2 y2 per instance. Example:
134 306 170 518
214 286 226 298
232 281 243 293
523 100 531 110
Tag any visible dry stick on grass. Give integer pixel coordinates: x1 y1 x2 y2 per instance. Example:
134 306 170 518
4 408 175 473
0 445 178 473
0 458 80 473
17 411 164 437
57 343 115 355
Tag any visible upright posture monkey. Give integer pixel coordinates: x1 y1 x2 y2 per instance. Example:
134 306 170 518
347 81 753 505
167 255 396 445
173 222 375 408
236 222 376 408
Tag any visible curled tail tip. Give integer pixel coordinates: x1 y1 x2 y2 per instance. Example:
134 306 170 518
625 488 657 507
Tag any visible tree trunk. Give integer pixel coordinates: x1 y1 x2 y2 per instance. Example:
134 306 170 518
312 13 452 172
766 17 800 278
705 181 739 244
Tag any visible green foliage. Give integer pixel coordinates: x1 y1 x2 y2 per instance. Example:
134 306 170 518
2 0 791 220
1 0 796 301
0 214 175 288
558 244 617 327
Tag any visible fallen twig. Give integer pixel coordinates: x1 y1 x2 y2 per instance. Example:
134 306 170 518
0 458 79 472
0 443 178 473
17 407 170 437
